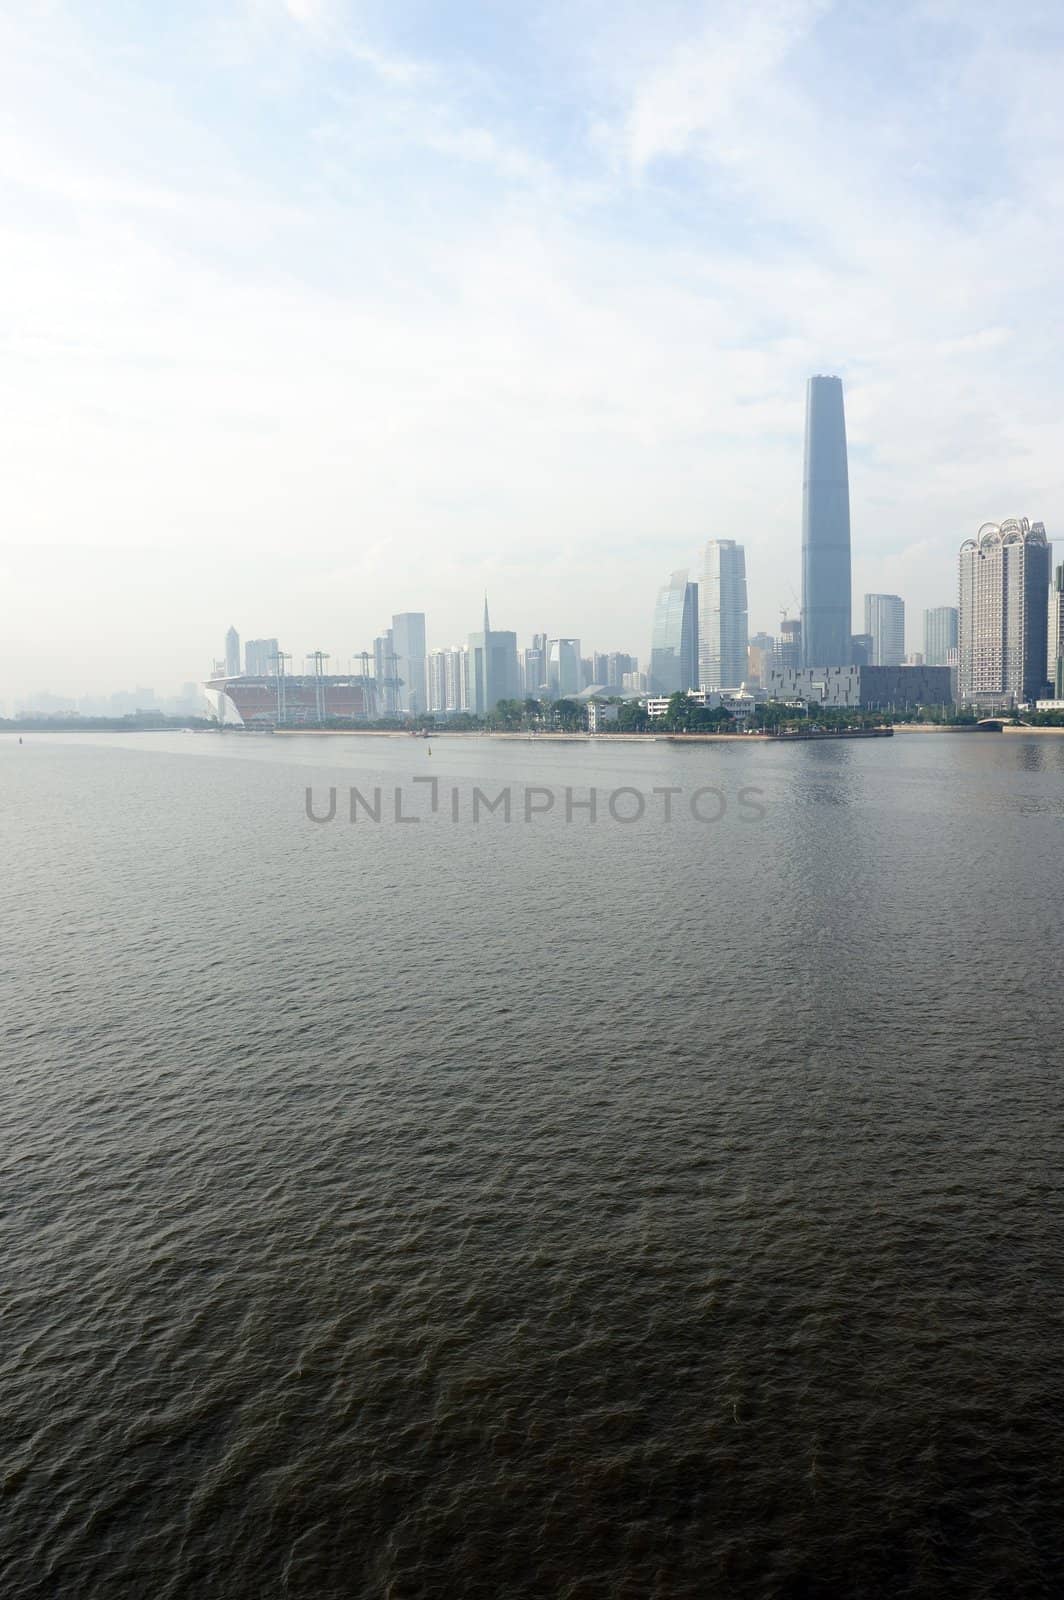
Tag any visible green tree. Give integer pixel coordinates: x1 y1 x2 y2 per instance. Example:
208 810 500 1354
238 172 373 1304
552 698 584 731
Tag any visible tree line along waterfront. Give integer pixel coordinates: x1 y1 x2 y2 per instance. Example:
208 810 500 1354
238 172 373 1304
10 697 1064 737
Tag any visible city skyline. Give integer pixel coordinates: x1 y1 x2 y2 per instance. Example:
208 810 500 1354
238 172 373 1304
5 4 1064 699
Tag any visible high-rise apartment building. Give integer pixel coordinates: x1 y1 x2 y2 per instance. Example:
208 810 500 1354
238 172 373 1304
958 520 1051 705
923 607 959 666
391 613 427 715
1048 566 1064 698
244 638 279 676
649 571 699 695
225 626 241 678
864 594 905 666
699 542 748 688
427 646 469 714
547 638 582 698
801 375 852 666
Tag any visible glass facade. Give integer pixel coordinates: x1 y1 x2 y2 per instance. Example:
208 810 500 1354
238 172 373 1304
699 542 748 689
801 375 852 667
649 572 698 695
923 607 958 666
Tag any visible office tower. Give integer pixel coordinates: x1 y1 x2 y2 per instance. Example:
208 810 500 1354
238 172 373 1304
650 571 699 695
608 652 637 688
225 626 241 678
522 646 547 697
547 638 582 697
850 633 873 667
958 519 1051 704
244 638 279 677
801 375 852 666
1049 566 1064 698
592 652 610 687
699 542 748 688
775 618 802 672
864 594 905 666
391 613 427 715
923 607 959 667
467 597 520 714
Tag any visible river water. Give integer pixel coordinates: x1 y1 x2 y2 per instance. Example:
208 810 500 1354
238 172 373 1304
3 729 1064 1598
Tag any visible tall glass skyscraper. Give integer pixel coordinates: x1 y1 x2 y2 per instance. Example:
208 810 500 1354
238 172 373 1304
864 594 905 665
801 375 852 667
392 612 427 715
649 571 698 694
699 541 748 689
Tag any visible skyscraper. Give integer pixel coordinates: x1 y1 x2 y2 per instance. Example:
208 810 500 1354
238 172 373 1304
801 375 852 667
864 594 905 666
923 607 959 667
391 613 427 715
245 638 279 676
699 541 748 688
1048 566 1064 698
467 597 520 715
547 638 582 697
225 625 241 678
373 629 397 718
958 520 1051 705
649 571 699 695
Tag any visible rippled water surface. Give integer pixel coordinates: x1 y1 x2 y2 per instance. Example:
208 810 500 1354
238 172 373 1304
3 729 1064 1598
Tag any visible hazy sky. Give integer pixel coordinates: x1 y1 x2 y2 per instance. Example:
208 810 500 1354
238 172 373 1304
3 0 1063 695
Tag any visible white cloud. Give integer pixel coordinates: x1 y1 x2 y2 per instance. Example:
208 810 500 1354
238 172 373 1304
2 0 1064 690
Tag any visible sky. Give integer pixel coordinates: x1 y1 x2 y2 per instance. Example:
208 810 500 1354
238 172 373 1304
3 0 1064 697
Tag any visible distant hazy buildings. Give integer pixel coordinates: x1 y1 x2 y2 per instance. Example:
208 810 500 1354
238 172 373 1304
747 631 775 687
850 633 873 667
958 520 1051 705
775 618 802 672
468 599 520 714
649 571 699 695
923 607 959 667
392 612 427 715
427 646 469 714
244 638 278 676
801 376 852 667
225 626 241 678
547 638 582 698
864 594 905 666
699 540 748 688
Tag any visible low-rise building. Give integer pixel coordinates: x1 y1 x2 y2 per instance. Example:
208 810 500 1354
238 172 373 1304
766 664 952 710
645 688 757 724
